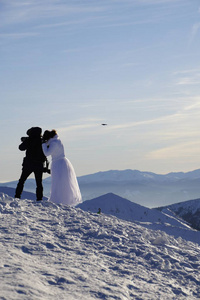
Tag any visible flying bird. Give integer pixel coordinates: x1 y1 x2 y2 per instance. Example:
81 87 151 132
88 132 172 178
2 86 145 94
101 123 107 126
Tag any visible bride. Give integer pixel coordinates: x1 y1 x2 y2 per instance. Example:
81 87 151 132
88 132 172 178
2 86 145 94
42 129 82 206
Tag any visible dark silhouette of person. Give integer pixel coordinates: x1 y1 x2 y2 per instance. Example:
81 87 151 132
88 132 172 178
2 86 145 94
15 127 46 201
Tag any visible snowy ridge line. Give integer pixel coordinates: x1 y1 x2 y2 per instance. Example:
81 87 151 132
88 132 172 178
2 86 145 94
158 198 200 231
1 194 200 299
77 169 200 183
78 193 200 246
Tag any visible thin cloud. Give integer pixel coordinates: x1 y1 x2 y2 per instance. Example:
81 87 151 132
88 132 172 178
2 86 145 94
147 141 200 160
107 97 200 131
173 69 200 86
2 0 186 31
57 118 103 133
35 17 103 30
176 77 200 86
2 1 107 26
0 32 39 39
188 22 200 46
173 69 200 75
58 124 96 133
106 113 182 130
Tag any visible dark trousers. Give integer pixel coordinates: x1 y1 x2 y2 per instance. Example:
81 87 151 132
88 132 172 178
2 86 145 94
15 160 43 200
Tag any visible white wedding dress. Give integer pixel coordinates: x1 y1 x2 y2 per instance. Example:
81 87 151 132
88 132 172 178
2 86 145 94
42 135 82 206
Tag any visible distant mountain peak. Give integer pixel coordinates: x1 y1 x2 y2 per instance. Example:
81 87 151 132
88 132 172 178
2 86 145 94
77 193 190 231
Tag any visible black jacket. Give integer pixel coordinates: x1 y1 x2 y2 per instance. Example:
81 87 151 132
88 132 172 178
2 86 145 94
19 127 46 164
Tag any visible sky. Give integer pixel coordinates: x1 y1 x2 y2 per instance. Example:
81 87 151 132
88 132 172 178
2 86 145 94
1 0 200 182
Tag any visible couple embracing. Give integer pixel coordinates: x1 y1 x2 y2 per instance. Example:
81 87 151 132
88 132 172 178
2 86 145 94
15 127 82 206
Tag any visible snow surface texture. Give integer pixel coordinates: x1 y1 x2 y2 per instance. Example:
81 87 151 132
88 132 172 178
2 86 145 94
77 193 200 246
1 193 200 299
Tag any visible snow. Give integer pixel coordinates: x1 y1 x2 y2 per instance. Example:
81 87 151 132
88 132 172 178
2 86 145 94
77 193 191 228
1 193 200 299
162 198 200 216
77 193 200 245
158 198 200 232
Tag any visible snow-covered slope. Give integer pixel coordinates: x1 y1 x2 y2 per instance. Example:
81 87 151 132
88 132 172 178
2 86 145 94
1 193 200 299
158 198 200 231
77 193 200 245
77 193 189 227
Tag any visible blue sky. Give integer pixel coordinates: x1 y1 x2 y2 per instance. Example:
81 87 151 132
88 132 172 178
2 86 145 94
1 0 200 181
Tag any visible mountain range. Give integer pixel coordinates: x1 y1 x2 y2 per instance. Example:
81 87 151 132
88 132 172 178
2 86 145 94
77 169 200 207
2 168 200 207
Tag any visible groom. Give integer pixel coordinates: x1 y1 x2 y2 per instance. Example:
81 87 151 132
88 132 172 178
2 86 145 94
15 127 46 201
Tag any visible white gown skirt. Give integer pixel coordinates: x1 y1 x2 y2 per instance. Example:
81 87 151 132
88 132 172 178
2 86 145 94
49 157 82 206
